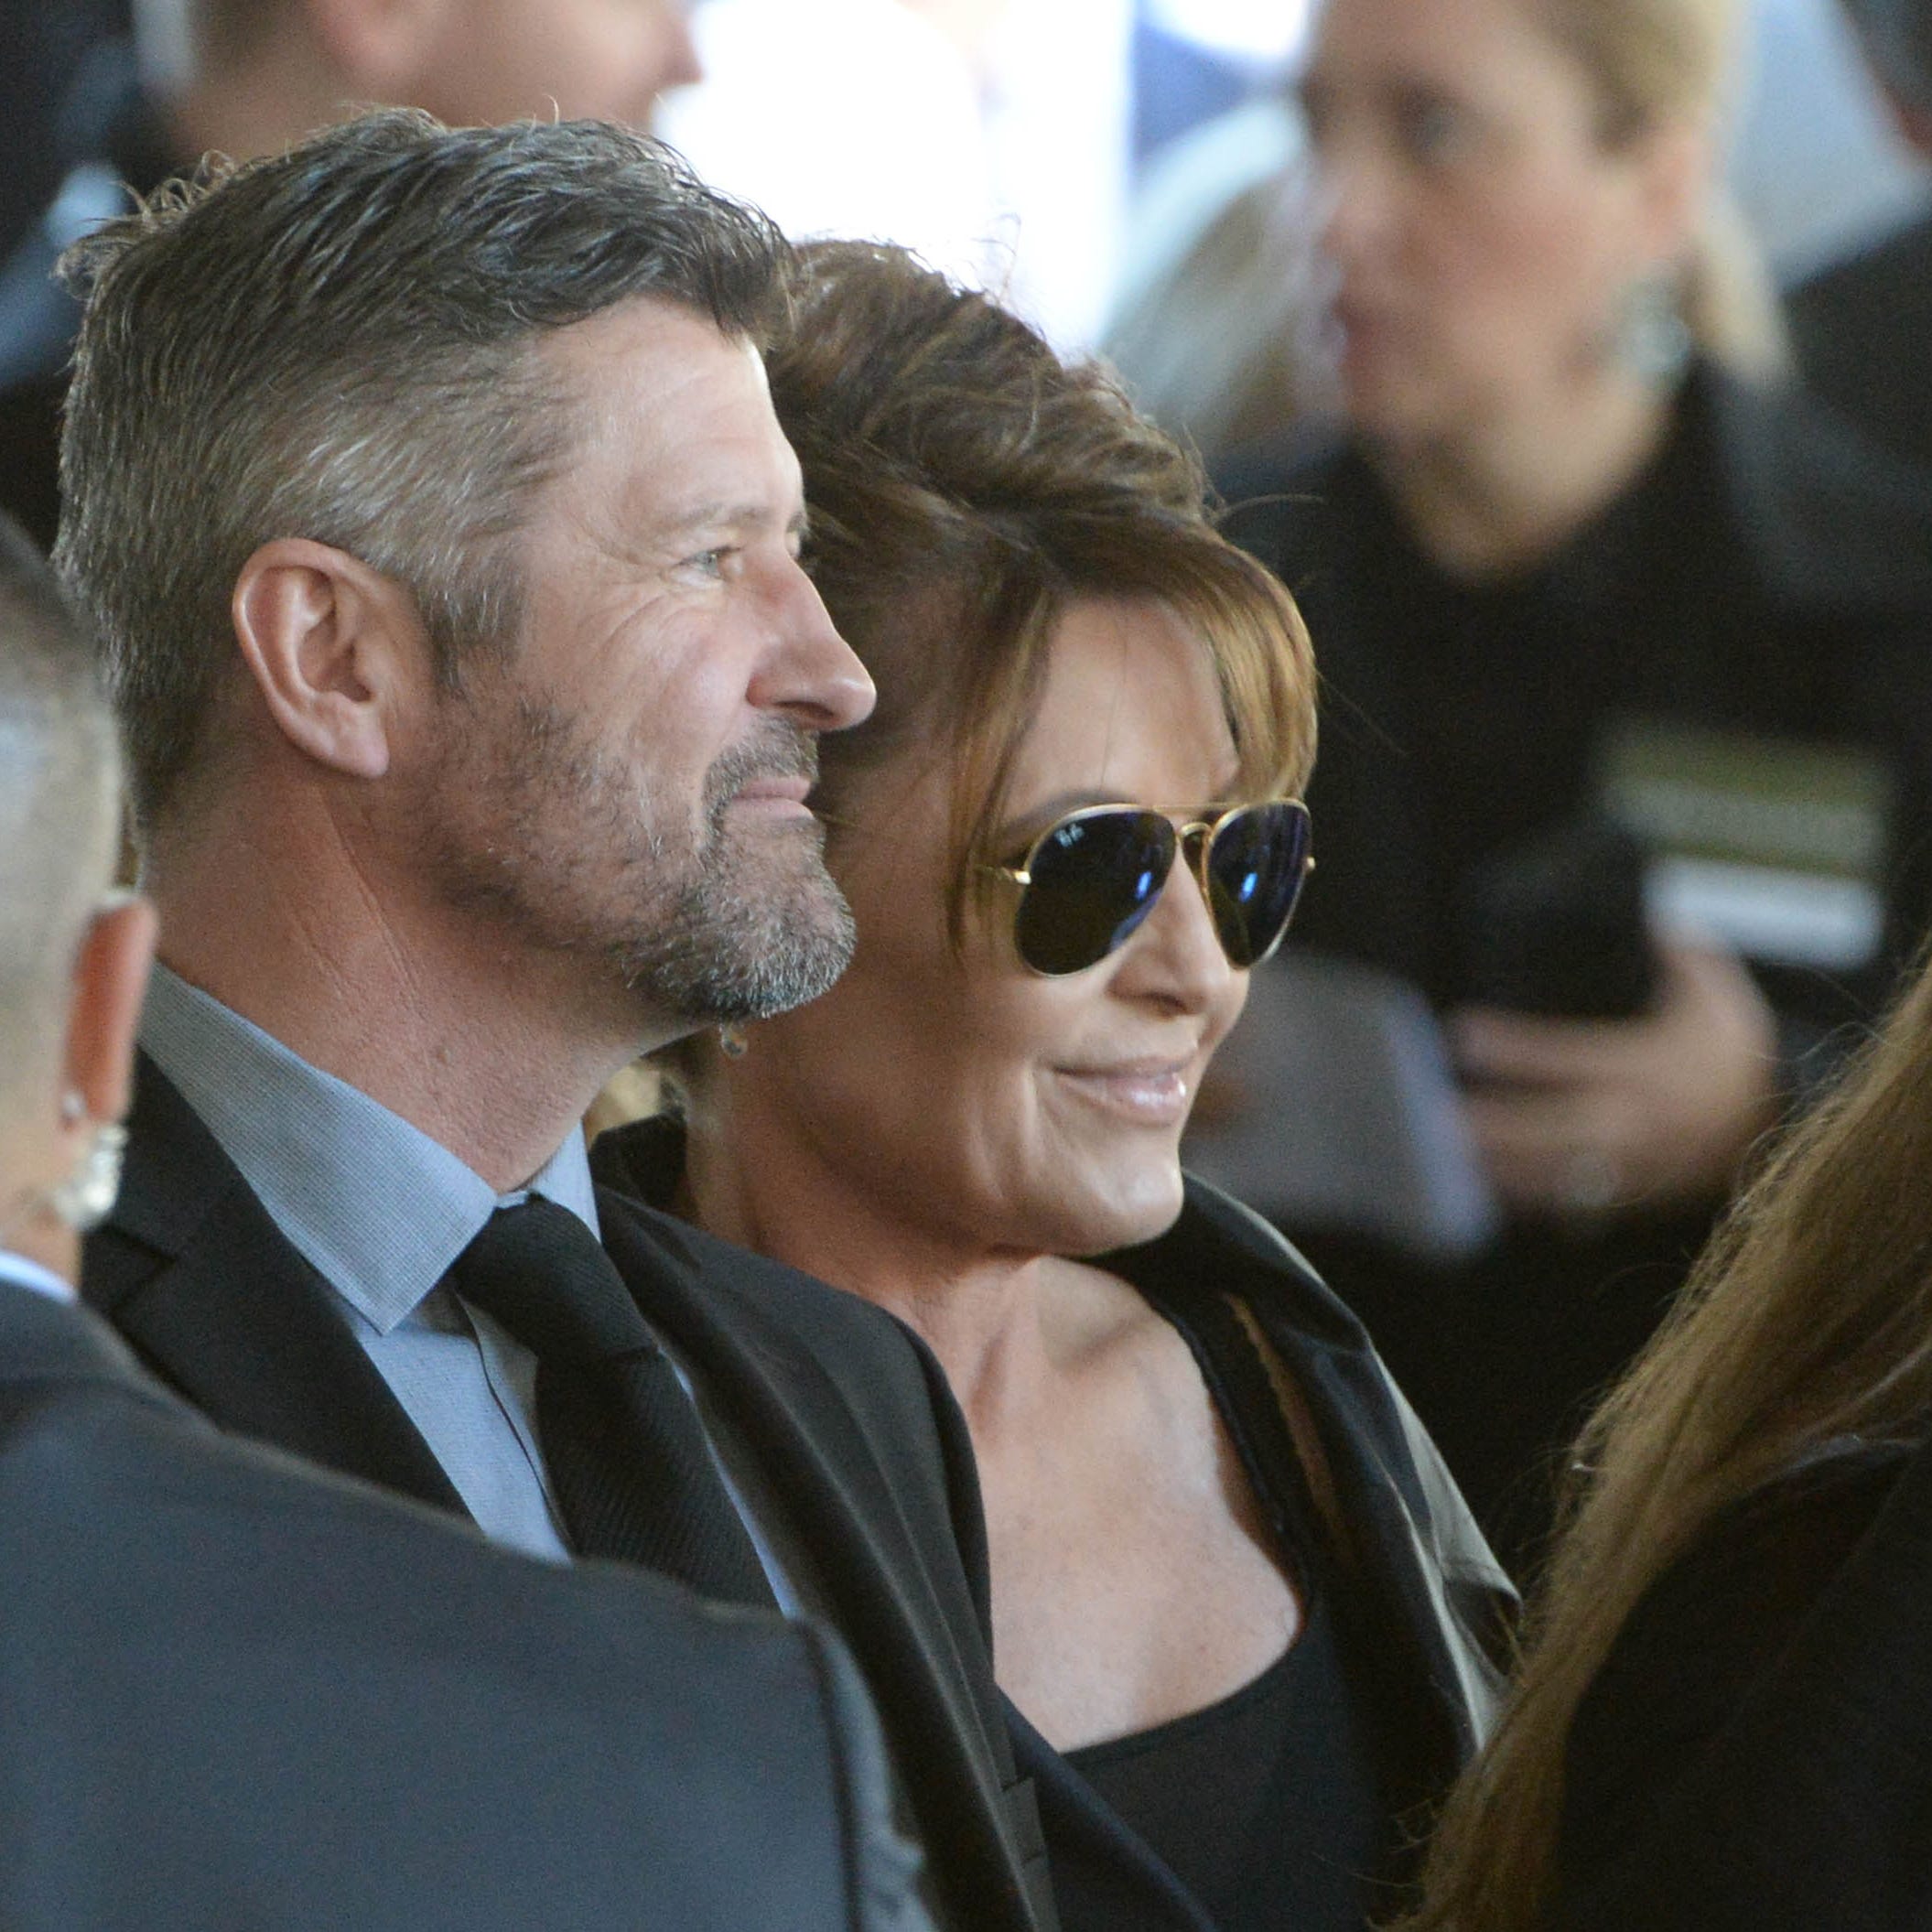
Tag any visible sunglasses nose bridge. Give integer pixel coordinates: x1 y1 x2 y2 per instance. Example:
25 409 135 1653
1176 819 1216 897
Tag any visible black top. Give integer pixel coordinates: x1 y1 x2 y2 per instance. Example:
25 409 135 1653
1216 369 1932 1570
1221 365 1932 1032
1066 1581 1383 1932
1552 1436 1932 1931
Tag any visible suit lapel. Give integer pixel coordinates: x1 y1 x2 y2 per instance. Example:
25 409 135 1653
82 1054 464 1515
597 1193 1050 1932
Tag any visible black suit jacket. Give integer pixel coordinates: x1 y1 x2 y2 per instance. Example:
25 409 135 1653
83 1055 1056 1932
0 1276 923 1931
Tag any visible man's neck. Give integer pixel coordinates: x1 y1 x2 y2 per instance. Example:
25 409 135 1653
0 1220 77 1293
147 816 659 1193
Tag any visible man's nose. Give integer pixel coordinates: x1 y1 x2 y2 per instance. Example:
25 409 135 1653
657 5 705 95
750 558 875 733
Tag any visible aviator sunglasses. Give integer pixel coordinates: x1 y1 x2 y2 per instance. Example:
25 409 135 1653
987 799 1314 977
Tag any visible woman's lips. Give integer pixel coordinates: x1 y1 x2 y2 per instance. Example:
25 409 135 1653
1054 1058 1195 1126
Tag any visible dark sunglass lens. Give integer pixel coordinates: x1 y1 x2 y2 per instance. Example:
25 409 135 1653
1016 812 1175 975
1204 803 1311 966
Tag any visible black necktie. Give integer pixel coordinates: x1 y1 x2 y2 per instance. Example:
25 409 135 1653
451 1198 775 1607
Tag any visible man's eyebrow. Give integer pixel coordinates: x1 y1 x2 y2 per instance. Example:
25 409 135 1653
661 499 799 539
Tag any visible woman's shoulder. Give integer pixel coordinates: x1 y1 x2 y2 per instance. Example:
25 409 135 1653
1700 367 1932 619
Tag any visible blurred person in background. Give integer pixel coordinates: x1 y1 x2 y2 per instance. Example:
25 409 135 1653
0 0 701 547
0 0 128 263
1217 0 1932 1576
1400 922 1932 1932
0 510 929 1932
1101 121 1337 470
1786 0 1932 470
594 240 1516 1932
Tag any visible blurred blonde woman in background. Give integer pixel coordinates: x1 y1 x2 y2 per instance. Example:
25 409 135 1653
1218 0 1932 1576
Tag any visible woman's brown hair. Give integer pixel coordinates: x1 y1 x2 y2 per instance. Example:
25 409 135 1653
1401 946 1932 1929
765 239 1316 947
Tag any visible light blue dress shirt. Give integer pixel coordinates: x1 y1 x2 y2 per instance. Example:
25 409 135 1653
138 965 801 1603
0 1249 75 1304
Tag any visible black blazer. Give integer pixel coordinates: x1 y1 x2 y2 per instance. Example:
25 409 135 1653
82 1055 1056 1932
0 1278 923 1931
1554 1437 1932 1931
1013 1180 1516 1932
1787 212 1932 478
598 1119 1515 1932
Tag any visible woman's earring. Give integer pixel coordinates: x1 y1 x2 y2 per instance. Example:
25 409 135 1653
718 1023 750 1061
46 1120 128 1234
1616 267 1691 384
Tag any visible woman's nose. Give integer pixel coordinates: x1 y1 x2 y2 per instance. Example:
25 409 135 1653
1113 847 1240 1012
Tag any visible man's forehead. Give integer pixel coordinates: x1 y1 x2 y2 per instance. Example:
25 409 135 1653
527 302 802 540
534 294 756 382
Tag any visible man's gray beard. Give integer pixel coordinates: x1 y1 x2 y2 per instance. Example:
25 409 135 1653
614 768 858 1023
423 695 857 1029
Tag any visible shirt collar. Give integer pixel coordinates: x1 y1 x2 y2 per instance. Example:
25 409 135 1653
0 1249 76 1303
139 964 601 1335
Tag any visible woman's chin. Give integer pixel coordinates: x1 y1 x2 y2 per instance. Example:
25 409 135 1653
1054 1163 1188 1259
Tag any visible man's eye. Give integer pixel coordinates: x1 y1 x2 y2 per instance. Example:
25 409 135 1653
684 547 731 577
1296 79 1333 146
1397 90 1472 164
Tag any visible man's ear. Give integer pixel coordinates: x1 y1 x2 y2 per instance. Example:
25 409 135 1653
63 896 159 1132
300 0 454 96
231 537 426 781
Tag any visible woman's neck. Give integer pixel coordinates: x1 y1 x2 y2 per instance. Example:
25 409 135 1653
1371 369 1674 581
680 1099 1066 1438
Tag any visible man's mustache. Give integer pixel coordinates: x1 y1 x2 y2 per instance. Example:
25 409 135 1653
703 725 823 821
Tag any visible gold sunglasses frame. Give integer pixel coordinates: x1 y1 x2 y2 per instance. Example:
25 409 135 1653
984 798 1314 977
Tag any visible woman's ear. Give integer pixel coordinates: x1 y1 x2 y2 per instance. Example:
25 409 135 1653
230 537 426 782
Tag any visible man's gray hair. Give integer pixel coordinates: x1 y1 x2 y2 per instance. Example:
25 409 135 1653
55 109 790 831
0 516 121 1126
